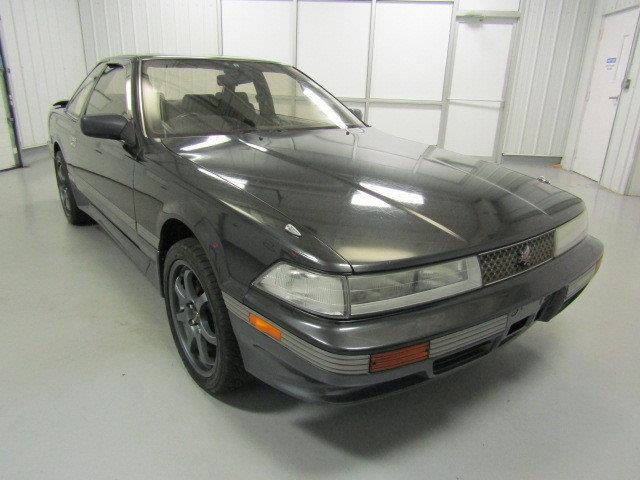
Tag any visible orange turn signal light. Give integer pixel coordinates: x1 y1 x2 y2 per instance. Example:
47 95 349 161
369 342 429 373
249 314 283 341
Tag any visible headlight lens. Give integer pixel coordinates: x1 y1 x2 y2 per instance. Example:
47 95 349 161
555 211 588 257
253 263 346 317
254 257 482 317
347 257 482 316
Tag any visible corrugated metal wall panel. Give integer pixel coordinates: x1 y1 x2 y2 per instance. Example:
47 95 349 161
0 0 86 148
503 0 595 156
79 0 219 70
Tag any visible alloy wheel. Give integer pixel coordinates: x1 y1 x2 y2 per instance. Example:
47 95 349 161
55 156 72 214
168 261 219 376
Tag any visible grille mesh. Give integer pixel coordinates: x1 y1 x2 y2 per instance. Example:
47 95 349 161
478 231 554 284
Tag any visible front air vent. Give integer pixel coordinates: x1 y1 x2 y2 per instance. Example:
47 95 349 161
432 341 492 375
478 231 555 284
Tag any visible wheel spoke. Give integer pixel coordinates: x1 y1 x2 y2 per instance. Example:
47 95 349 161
194 292 208 311
183 325 195 349
195 330 214 365
183 269 199 301
174 275 188 307
199 320 218 345
175 310 190 324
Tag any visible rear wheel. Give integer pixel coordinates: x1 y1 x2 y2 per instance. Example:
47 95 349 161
54 150 93 225
164 238 248 394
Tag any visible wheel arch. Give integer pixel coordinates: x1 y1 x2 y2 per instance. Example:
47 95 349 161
158 218 196 295
157 217 225 297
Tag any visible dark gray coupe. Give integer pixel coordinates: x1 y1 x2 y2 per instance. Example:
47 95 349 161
48 56 603 402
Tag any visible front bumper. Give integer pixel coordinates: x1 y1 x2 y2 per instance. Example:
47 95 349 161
225 236 603 403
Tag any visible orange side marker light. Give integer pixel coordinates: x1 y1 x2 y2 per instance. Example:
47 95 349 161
249 314 283 341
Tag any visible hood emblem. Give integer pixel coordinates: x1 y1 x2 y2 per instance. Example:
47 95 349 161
285 224 302 237
517 244 533 268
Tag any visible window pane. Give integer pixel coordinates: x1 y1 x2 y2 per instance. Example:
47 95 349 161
67 64 104 117
85 66 128 117
67 82 95 117
141 59 363 137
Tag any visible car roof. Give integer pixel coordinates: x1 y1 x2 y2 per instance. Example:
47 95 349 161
99 54 288 66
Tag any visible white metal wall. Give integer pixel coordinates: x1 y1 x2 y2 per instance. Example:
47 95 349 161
564 0 640 194
0 0 86 148
0 0 604 161
503 0 595 157
74 0 527 157
221 0 521 157
77 0 220 69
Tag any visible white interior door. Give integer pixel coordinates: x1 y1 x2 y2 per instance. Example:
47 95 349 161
573 7 639 181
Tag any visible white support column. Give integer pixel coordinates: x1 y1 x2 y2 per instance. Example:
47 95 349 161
363 0 377 123
292 0 299 66
216 0 223 55
437 0 460 148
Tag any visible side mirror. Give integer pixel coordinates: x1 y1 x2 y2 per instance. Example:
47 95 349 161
350 108 364 121
53 99 68 108
81 114 129 141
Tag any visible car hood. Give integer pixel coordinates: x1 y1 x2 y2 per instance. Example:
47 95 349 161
163 128 583 273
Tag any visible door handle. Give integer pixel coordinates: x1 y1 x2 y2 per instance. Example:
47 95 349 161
94 149 103 155
69 136 76 147
609 95 620 100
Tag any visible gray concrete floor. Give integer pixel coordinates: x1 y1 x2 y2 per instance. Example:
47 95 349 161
1 148 639 480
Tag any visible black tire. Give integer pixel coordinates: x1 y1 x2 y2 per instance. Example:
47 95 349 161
163 237 249 394
54 150 94 225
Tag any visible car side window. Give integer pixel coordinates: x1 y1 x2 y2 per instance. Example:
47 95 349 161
85 65 129 118
67 82 96 118
66 63 105 118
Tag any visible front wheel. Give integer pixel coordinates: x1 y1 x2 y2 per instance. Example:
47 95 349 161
163 238 249 394
54 150 93 225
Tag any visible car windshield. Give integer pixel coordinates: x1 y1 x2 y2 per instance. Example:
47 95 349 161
140 58 364 137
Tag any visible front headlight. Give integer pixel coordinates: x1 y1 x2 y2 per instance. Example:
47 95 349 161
555 211 588 257
347 257 482 316
253 263 347 317
253 257 482 318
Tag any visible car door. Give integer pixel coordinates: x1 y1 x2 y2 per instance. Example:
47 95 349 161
78 62 137 239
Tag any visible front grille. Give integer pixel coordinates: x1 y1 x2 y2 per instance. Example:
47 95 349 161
478 231 554 284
